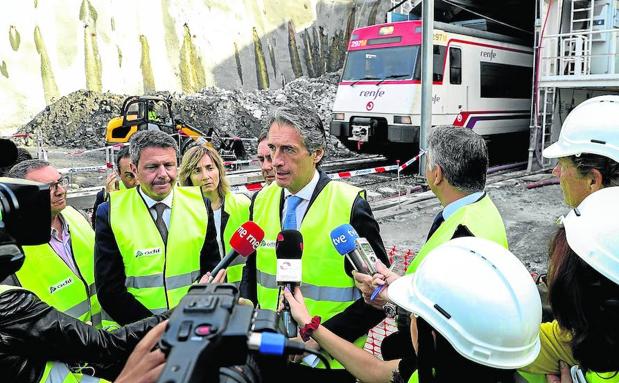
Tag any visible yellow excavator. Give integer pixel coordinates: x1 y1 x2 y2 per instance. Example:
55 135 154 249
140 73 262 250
105 96 246 162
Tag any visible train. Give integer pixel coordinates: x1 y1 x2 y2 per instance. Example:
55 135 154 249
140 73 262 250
329 20 534 156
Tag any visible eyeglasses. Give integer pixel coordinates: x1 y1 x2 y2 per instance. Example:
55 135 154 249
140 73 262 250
48 177 69 192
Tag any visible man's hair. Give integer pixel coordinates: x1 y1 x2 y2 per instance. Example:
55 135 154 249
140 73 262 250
258 129 268 144
265 106 327 158
115 146 132 170
570 153 619 187
179 145 230 200
6 159 51 179
129 130 178 165
427 126 488 193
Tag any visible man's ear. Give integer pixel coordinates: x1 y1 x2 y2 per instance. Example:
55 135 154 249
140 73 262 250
589 168 604 193
312 148 325 165
433 164 444 186
130 163 138 175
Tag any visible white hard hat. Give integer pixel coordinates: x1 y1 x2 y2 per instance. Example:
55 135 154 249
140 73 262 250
562 186 619 285
388 237 541 369
543 95 619 162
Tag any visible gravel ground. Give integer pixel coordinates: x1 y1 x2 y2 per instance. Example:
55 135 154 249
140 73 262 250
377 181 567 274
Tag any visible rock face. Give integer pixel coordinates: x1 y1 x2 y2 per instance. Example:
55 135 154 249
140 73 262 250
20 71 352 158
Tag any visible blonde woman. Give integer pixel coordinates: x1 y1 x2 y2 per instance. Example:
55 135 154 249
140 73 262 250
179 145 251 284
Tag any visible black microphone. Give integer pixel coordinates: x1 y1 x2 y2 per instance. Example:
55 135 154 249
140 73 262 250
275 230 303 338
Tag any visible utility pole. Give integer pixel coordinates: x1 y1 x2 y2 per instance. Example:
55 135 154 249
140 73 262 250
419 0 434 176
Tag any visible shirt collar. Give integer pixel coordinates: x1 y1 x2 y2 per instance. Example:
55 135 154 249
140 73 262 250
442 191 485 221
50 213 68 239
283 170 320 202
139 186 174 209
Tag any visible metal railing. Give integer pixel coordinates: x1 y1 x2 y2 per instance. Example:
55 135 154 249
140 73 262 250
539 28 619 77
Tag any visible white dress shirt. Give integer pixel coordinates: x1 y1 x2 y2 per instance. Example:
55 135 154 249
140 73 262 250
282 170 320 230
138 187 174 229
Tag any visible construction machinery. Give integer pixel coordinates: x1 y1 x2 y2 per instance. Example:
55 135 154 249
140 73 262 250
105 96 246 165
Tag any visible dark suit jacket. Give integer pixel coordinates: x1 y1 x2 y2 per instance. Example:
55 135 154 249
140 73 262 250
91 189 106 229
240 170 390 343
94 190 220 325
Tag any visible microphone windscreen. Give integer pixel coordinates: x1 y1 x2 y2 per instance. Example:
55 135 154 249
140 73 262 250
330 224 359 255
229 221 265 257
275 230 303 260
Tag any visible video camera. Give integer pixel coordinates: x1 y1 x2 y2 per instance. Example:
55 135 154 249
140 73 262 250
0 176 51 281
157 283 328 383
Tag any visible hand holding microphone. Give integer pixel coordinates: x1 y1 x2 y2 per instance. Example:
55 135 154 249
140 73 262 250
275 230 303 339
208 221 265 279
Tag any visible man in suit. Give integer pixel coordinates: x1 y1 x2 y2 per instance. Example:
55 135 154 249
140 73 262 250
94 130 220 327
241 106 389 382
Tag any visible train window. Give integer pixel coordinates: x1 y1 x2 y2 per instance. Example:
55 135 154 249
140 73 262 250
413 45 446 82
480 62 532 98
450 47 462 84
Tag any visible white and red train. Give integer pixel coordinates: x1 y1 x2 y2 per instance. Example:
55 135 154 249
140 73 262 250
330 20 533 154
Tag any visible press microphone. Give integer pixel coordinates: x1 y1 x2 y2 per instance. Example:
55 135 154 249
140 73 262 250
209 221 265 277
330 224 379 275
275 230 303 338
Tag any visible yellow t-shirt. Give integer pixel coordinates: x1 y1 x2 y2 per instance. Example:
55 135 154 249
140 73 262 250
520 320 577 375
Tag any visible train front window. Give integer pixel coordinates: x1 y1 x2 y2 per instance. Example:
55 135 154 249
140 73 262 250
341 46 418 81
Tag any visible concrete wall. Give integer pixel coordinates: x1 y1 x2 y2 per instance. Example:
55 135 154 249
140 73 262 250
0 0 389 130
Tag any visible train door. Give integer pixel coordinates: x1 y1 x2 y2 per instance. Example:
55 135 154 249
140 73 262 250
444 45 467 118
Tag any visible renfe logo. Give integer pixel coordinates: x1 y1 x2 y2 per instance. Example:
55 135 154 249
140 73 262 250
359 88 385 100
480 49 497 60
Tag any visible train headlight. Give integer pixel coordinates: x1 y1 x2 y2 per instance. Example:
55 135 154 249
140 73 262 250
394 115 412 124
332 113 345 121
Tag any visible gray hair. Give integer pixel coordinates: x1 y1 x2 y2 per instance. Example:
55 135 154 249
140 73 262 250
6 159 51 179
427 126 488 193
258 129 268 144
129 130 178 165
265 106 327 157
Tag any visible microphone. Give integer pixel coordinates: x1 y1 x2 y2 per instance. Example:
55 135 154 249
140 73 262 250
275 230 303 338
209 221 265 277
330 224 379 275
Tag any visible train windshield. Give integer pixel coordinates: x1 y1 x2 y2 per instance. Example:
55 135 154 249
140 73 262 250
341 45 419 81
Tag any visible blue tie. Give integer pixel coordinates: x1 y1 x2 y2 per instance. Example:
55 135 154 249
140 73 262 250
283 196 303 230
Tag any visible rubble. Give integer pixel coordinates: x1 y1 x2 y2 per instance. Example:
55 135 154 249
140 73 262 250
19 71 353 158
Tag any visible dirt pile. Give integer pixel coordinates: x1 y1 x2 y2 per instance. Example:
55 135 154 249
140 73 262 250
20 72 352 157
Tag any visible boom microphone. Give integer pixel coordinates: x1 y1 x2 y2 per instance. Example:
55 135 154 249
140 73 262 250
330 224 379 275
275 230 303 338
209 221 265 277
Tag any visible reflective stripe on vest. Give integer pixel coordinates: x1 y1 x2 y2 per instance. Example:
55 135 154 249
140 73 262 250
17 206 109 329
406 193 508 274
110 186 208 312
39 361 106 383
252 180 367 369
222 192 251 283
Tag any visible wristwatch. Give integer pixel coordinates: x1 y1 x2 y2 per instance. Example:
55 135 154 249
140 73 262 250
383 302 397 318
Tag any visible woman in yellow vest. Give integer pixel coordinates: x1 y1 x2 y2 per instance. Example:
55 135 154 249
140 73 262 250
520 187 619 383
284 237 542 383
179 145 250 284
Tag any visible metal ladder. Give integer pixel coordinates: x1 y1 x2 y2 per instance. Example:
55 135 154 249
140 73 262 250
566 0 595 74
539 87 556 167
